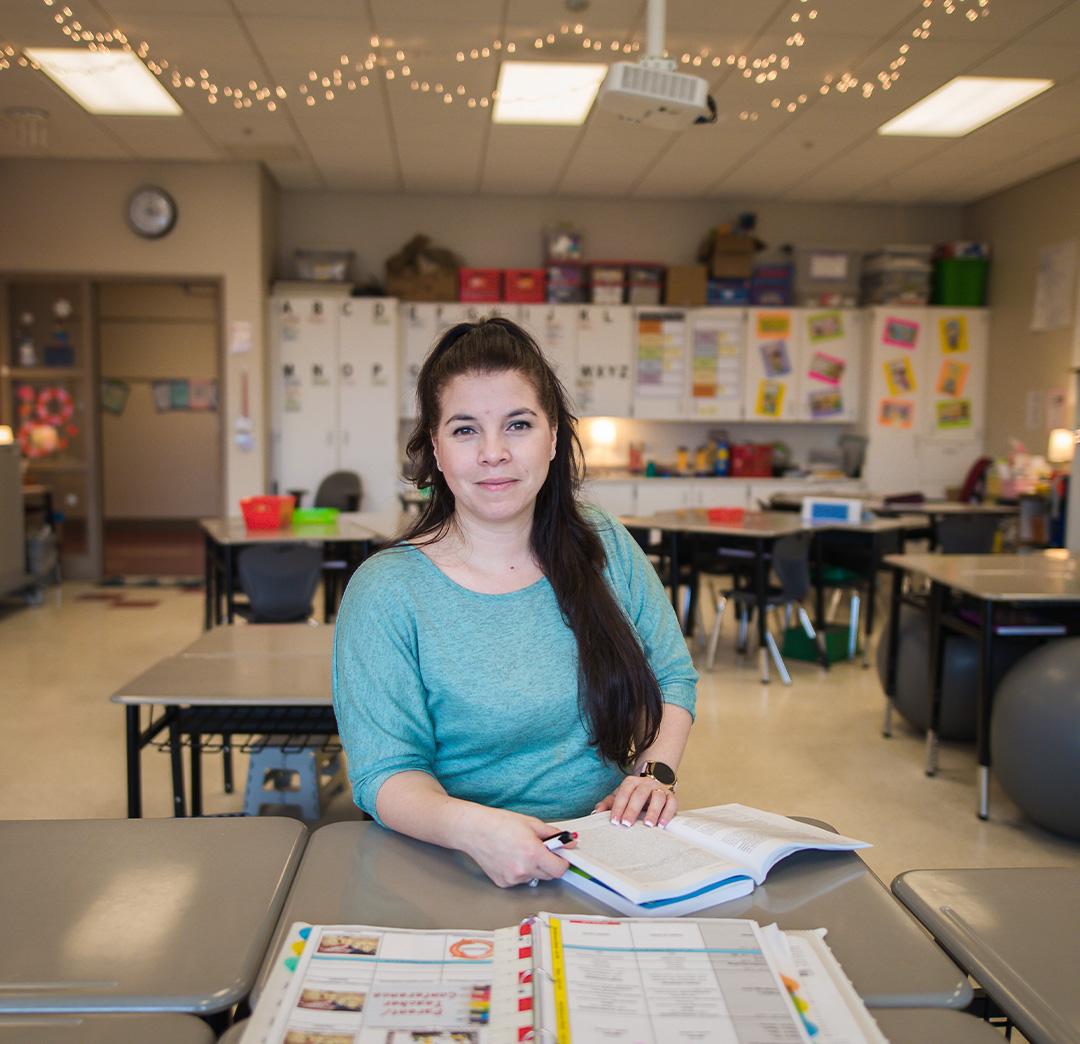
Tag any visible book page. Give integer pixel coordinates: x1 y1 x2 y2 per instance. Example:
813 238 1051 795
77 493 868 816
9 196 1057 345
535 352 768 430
672 805 869 880
554 812 751 904
243 923 516 1044
532 914 811 1044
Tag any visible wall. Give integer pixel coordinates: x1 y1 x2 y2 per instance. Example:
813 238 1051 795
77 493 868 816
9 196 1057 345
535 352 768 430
277 192 965 283
966 157 1080 456
0 159 270 508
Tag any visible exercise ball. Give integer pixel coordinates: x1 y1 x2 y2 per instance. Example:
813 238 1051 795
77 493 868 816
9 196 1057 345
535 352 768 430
992 639 1080 839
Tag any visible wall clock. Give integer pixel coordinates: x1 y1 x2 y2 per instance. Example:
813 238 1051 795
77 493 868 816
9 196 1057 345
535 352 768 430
127 185 177 239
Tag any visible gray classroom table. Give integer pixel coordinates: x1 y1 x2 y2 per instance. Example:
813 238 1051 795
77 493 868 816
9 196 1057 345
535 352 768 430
112 624 333 817
893 867 1080 1044
0 1013 215 1043
199 509 401 629
252 820 972 1010
0 817 306 1017
882 551 1080 817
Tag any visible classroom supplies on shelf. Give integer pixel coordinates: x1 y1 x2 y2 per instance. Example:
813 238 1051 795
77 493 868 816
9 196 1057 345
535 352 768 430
242 911 886 1044
552 803 869 916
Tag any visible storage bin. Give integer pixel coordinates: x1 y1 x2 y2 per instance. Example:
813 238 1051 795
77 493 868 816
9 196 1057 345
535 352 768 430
459 268 502 302
240 495 295 530
707 279 751 306
706 506 745 523
291 507 339 526
932 258 988 306
504 268 546 302
546 263 585 303
294 249 354 282
730 443 773 478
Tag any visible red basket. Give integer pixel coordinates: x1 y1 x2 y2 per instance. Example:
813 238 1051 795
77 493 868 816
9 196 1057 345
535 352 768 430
240 495 295 530
731 444 774 478
706 506 746 524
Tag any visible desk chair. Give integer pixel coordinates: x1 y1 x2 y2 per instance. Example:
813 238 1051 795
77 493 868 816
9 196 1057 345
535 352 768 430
237 544 323 622
936 514 1001 554
314 470 363 616
704 532 817 685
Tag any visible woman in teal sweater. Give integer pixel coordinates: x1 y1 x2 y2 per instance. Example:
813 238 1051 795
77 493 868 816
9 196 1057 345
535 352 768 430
333 317 697 887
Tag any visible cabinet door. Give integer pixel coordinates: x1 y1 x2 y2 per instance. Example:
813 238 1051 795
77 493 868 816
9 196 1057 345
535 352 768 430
272 295 339 497
633 308 688 420
687 309 745 421
693 480 748 509
580 480 636 516
922 307 987 442
744 308 801 421
399 303 471 420
517 304 579 409
576 305 633 417
636 480 696 514
338 298 400 513
798 308 862 422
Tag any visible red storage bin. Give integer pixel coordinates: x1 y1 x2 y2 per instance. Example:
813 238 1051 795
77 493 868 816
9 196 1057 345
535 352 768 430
504 268 546 302
240 495 295 530
730 444 773 478
706 506 746 524
459 268 502 302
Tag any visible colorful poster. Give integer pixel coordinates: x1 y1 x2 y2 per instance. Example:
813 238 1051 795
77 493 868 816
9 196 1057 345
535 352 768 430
939 315 969 353
756 379 785 417
936 359 969 398
636 312 686 397
808 351 845 385
882 317 919 349
152 380 172 413
690 318 740 401
883 357 916 396
100 379 129 416
879 398 914 428
937 399 973 429
170 379 190 410
759 340 791 377
807 311 844 342
757 312 790 338
809 389 843 418
189 378 218 411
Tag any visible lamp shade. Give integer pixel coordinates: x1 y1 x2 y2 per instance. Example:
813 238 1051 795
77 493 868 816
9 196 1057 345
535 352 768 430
0 425 13 446
1047 427 1075 464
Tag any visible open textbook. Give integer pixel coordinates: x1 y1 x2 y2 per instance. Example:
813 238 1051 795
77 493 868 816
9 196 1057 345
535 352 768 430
242 914 888 1044
551 803 871 915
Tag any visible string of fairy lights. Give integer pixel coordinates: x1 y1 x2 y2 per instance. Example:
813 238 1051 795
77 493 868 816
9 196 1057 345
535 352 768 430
0 0 990 123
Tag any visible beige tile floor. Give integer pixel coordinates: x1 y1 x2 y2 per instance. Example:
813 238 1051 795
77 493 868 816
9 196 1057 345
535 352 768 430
1 581 1078 890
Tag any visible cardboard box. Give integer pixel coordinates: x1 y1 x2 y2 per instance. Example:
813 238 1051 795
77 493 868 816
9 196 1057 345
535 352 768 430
708 234 756 280
385 268 457 301
664 265 707 306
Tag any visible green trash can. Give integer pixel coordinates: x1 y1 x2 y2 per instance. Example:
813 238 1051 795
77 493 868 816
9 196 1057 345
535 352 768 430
932 258 988 306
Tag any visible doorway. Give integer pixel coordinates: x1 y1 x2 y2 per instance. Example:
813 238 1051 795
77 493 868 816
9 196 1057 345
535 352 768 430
96 281 222 578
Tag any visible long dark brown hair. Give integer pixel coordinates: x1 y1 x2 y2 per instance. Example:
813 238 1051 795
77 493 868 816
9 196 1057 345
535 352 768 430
401 317 662 766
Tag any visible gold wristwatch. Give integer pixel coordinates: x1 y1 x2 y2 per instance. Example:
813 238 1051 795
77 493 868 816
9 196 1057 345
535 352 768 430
640 761 677 791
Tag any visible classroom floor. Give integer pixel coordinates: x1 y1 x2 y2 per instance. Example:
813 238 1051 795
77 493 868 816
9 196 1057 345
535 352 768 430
1 581 1078 892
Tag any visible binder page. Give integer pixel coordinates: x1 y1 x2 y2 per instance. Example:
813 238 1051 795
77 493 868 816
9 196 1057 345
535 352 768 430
552 811 752 904
532 914 811 1044
245 923 514 1044
672 805 869 880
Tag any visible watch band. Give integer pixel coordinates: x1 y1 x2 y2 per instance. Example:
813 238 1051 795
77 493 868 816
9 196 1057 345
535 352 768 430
640 760 677 791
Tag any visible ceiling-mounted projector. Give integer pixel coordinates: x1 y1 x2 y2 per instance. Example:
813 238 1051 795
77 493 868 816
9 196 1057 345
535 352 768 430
596 0 711 129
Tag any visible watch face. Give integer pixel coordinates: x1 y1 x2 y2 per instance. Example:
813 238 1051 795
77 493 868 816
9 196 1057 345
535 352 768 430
649 762 677 786
127 186 176 238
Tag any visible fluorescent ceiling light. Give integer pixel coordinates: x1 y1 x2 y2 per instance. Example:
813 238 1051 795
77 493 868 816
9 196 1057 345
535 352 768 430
25 48 181 116
493 61 608 125
878 76 1052 137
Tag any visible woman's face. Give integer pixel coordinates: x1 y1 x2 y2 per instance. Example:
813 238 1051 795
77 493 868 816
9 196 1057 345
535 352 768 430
432 369 557 529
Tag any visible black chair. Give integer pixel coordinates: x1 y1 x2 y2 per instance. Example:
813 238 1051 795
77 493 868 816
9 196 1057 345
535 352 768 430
936 514 1001 554
315 470 362 512
704 532 817 684
237 544 323 623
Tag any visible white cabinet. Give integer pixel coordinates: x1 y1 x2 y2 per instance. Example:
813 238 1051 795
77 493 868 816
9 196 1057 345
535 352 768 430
576 305 633 417
632 308 689 420
399 303 474 420
793 308 862 422
744 308 801 422
693 480 750 509
517 304 579 410
581 480 636 516
271 292 400 512
687 309 745 421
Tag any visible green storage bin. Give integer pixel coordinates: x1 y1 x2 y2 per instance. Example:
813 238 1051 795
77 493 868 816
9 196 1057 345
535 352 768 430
782 623 856 664
291 507 339 526
932 258 988 306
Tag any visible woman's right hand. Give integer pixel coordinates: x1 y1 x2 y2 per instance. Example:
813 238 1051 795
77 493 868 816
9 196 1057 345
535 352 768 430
456 805 572 888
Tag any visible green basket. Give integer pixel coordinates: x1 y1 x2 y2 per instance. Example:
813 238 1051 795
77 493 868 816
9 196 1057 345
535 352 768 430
932 258 988 307
291 507 339 526
782 624 857 664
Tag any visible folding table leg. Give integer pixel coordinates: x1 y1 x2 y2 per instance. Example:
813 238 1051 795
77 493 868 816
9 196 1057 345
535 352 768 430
190 733 203 817
169 720 186 817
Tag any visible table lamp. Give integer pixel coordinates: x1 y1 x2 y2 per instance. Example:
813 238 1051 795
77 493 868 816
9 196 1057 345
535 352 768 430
0 425 13 446
1047 427 1075 466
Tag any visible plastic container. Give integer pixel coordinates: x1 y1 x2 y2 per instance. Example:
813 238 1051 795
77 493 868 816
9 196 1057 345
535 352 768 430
504 269 546 303
459 268 502 302
706 506 745 524
240 495 295 530
731 443 773 478
291 507 339 526
294 250 353 282
932 258 988 306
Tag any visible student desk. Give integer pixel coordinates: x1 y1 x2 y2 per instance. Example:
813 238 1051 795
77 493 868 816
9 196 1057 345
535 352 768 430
0 1014 215 1043
620 511 919 681
893 868 1080 1044
112 624 334 818
0 817 305 1019
882 551 1080 818
200 510 400 629
252 820 973 1011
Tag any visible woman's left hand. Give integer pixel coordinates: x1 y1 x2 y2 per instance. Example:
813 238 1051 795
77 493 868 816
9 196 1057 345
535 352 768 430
594 775 677 828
